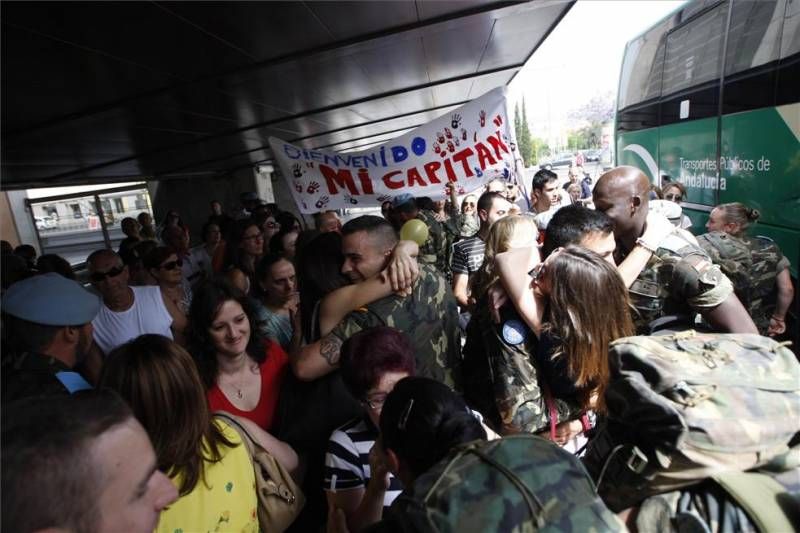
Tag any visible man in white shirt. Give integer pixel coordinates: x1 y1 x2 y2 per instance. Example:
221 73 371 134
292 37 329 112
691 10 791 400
529 169 562 231
87 249 186 357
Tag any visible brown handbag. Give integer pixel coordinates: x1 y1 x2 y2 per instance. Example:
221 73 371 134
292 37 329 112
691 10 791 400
215 412 305 532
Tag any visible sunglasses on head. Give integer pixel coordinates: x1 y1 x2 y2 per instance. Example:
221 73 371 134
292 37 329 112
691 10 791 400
90 266 125 282
160 259 184 270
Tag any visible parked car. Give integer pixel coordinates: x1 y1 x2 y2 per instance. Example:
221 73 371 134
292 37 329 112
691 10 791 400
585 149 602 162
34 216 57 230
539 152 576 170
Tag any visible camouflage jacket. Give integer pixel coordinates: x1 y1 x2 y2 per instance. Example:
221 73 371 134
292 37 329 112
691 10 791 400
458 213 479 238
625 231 734 333
331 264 462 391
697 232 789 334
462 300 578 435
372 436 624 533
416 209 448 275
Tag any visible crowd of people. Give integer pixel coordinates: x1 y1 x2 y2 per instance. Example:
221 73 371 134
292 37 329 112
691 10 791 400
1 165 796 533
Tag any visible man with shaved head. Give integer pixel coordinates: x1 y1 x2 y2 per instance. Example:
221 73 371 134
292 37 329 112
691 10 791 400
593 166 757 334
87 249 186 356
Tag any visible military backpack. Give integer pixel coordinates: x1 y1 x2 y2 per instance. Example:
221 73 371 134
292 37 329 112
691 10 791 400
697 232 782 331
381 435 624 532
583 331 800 512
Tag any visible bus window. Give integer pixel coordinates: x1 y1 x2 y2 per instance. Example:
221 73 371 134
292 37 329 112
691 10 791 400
777 0 800 105
661 3 728 124
723 1 785 113
781 0 800 57
726 1 784 74
616 19 670 130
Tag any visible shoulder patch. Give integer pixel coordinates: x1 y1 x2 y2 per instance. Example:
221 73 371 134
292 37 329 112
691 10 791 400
502 319 527 345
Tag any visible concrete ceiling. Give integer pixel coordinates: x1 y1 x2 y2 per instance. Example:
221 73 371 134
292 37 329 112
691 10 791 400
1 0 573 190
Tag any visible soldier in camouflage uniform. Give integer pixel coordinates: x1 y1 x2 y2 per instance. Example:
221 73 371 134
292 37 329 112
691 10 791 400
699 202 794 336
365 377 624 533
391 194 449 276
462 300 578 434
594 167 758 334
292 215 462 390
330 262 461 390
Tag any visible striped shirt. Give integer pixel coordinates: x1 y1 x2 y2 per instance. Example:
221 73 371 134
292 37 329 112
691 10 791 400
323 416 403 512
451 235 485 276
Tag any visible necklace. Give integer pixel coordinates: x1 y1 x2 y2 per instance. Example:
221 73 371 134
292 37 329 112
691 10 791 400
223 361 257 401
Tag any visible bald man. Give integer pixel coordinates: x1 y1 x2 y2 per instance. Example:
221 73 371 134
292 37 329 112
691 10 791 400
593 166 756 334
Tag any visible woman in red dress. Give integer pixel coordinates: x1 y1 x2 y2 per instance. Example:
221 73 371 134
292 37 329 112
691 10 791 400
189 279 289 432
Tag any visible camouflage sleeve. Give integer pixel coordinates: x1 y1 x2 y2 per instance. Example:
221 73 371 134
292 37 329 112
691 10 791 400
777 255 790 272
485 332 577 434
329 309 378 343
670 254 734 310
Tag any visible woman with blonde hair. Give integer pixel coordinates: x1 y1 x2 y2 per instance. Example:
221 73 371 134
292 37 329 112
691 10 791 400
700 202 793 336
469 214 537 299
99 334 296 532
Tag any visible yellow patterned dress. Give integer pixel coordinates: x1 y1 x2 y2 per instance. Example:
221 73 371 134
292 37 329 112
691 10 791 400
156 420 258 533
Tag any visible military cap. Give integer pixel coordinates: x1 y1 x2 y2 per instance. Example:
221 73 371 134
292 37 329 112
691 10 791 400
392 193 415 208
2 273 101 326
650 199 683 227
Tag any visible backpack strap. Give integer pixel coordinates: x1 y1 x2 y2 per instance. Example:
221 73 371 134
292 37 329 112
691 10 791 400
54 371 92 393
711 471 794 532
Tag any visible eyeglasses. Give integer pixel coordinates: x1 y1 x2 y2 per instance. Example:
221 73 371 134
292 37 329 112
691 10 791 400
90 266 125 282
243 232 263 241
664 193 683 202
531 263 546 282
362 394 388 411
159 259 183 270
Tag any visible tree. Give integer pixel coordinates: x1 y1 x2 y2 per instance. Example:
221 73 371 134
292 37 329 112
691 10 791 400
519 98 534 166
567 92 615 124
531 137 549 162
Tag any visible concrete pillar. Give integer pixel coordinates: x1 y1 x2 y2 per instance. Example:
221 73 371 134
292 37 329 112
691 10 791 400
0 192 22 247
5 190 39 253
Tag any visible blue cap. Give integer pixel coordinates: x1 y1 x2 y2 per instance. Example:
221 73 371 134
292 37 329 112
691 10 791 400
392 193 415 208
2 273 101 326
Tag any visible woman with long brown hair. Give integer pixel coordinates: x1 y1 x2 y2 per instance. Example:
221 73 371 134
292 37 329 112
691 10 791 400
527 245 635 411
189 279 291 435
100 334 297 533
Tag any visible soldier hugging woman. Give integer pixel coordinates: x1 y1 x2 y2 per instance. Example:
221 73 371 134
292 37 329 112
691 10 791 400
462 215 634 442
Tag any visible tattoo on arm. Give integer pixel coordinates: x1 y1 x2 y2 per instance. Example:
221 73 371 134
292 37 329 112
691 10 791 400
320 335 343 367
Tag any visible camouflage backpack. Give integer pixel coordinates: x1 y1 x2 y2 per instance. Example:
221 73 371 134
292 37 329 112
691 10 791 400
697 232 782 331
381 435 624 532
583 331 800 512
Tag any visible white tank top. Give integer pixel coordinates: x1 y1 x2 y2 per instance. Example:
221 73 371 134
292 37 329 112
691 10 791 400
92 286 173 355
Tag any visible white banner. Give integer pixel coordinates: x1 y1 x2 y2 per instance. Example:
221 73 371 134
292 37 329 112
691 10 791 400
269 87 518 213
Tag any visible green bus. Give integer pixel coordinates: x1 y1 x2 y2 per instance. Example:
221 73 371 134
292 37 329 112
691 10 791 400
615 0 799 278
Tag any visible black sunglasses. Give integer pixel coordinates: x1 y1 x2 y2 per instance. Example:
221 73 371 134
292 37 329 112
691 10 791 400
160 259 184 271
90 266 125 282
